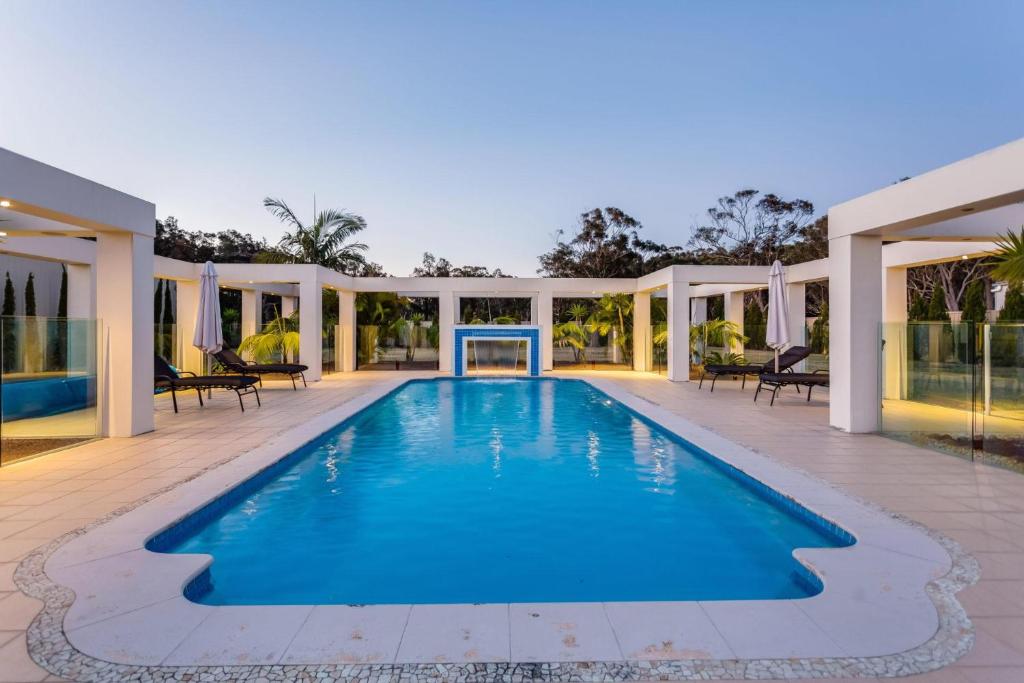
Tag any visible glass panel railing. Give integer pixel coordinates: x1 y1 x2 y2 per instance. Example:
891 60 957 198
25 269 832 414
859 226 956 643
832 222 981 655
880 322 982 462
322 323 338 374
222 320 242 352
356 322 439 370
155 322 178 369
651 323 667 376
980 324 1024 468
552 327 632 370
1 316 100 465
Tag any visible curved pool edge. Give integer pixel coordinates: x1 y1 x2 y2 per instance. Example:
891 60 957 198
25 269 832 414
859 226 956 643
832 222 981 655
147 376 856 606
14 375 977 680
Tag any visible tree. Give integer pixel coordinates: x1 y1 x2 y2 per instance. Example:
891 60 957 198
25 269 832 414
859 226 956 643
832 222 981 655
990 227 1024 284
2 272 14 316
908 292 928 321
58 266 68 318
960 280 987 324
744 298 766 349
155 216 272 263
999 283 1024 321
24 273 36 316
810 301 829 354
237 308 300 363
1 272 14 373
538 208 679 278
907 257 990 313
586 293 634 365
262 197 368 273
927 285 950 321
413 252 508 278
688 189 815 266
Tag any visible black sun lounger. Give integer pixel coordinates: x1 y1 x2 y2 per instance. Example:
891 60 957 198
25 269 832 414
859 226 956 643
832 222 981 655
755 371 830 406
699 346 812 391
213 348 309 390
155 355 261 413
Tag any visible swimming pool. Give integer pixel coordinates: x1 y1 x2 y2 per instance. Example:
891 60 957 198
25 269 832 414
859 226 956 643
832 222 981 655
149 378 853 605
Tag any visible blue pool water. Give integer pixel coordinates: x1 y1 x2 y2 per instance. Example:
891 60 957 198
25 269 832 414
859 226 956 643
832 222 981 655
150 379 853 605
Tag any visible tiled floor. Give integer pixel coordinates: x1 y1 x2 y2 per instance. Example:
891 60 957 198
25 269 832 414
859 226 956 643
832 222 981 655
1 371 1023 681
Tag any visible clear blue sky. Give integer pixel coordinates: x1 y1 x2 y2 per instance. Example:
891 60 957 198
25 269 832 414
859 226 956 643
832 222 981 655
3 1 1023 275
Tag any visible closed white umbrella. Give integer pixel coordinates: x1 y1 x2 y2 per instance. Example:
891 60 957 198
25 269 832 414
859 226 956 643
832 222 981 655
193 262 223 386
765 259 790 373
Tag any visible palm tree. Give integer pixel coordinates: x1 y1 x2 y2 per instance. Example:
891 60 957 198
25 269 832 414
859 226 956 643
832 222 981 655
587 293 634 365
554 303 590 363
990 227 1024 284
237 308 300 363
262 197 368 272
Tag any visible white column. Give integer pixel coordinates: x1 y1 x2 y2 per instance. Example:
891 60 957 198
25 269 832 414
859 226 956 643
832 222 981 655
690 297 708 324
829 234 883 432
667 278 690 381
787 282 806 371
538 291 553 371
66 264 94 318
882 267 908 400
339 290 356 372
298 269 322 381
174 280 202 373
438 292 456 373
529 295 539 325
281 295 296 318
724 291 745 355
633 290 651 372
66 264 94 374
241 288 261 341
96 232 154 437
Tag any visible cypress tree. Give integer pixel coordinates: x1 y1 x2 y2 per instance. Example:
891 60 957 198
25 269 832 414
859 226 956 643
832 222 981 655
24 273 36 316
908 292 928 321
999 283 1024 321
961 280 987 324
2 272 14 316
926 286 950 321
58 266 68 317
1 272 14 373
163 280 174 325
23 273 39 371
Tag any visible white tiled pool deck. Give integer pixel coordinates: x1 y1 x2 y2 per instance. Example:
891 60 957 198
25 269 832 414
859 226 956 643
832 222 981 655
1 372 1023 682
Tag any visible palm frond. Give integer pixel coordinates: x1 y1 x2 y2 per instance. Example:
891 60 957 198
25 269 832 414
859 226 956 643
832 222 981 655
263 197 305 231
990 227 1024 284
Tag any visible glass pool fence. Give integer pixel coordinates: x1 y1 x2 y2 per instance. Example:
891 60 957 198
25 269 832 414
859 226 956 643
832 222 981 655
880 322 1024 470
1 316 100 465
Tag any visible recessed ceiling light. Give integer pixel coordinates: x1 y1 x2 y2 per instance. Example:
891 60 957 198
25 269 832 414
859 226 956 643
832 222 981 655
0 200 10 208
961 255 969 260
0 231 7 237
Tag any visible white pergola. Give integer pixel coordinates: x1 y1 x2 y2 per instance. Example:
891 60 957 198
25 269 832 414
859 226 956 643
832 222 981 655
3 139 1023 439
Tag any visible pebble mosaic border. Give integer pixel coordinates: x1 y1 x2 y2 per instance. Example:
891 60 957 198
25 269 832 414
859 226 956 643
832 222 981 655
13 380 979 682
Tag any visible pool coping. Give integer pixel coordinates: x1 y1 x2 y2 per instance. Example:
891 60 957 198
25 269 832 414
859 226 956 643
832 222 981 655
14 376 978 681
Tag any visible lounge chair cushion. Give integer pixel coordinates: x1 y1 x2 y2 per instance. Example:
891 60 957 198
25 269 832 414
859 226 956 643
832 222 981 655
760 372 829 385
216 349 308 373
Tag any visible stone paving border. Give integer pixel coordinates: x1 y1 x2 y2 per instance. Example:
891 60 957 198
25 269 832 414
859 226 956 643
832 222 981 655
13 378 979 682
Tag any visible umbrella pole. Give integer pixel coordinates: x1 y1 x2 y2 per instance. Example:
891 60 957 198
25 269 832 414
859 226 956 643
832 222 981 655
774 348 780 373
